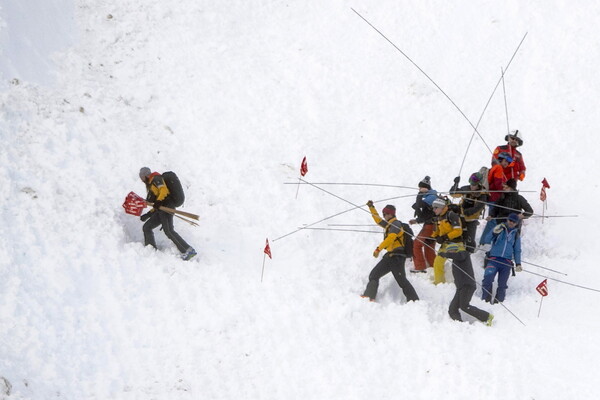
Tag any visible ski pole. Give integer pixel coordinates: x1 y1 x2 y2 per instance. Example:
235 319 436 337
457 34 527 176
472 247 567 276
352 7 508 156
522 270 600 293
300 227 381 234
285 182 419 190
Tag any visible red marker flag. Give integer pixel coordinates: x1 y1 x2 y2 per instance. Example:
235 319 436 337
540 178 550 201
300 156 308 177
264 239 272 259
536 279 548 296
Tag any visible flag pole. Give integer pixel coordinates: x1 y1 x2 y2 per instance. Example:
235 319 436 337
537 296 544 317
295 177 301 199
261 253 267 283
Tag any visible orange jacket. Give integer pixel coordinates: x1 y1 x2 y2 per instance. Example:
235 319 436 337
488 164 507 202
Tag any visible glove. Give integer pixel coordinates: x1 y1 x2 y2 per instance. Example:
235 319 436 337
515 264 523 272
453 176 460 184
518 172 525 181
435 235 447 244
493 223 505 234
153 200 163 210
373 248 381 258
140 212 152 222
409 219 417 225
366 200 374 208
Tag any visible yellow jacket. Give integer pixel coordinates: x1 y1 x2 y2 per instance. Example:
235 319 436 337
147 173 170 202
369 205 406 252
431 208 463 242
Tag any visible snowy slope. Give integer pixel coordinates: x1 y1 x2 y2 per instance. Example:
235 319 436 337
1 1 599 399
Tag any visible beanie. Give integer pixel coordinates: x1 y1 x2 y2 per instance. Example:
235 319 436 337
505 178 517 190
382 205 396 216
139 167 151 180
418 175 431 189
431 198 447 209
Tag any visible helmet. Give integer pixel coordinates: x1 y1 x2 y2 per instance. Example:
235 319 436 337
497 152 513 163
469 172 483 185
504 129 523 146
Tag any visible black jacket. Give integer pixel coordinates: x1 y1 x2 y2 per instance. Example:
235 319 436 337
491 191 533 220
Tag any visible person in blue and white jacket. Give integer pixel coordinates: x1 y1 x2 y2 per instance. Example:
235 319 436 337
481 213 522 304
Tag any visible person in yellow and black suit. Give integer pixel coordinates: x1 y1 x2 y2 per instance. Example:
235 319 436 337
432 197 494 325
361 202 419 302
139 167 196 261
430 197 464 285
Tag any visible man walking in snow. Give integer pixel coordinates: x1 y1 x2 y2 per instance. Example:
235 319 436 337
409 176 438 273
139 167 197 261
361 202 419 303
430 197 464 285
481 213 523 304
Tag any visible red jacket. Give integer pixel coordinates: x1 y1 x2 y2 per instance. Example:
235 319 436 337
488 164 507 202
492 144 526 181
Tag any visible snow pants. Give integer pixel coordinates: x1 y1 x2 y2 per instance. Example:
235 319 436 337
433 242 465 285
444 251 490 322
464 220 479 253
363 254 419 302
143 210 191 253
412 223 436 271
482 257 513 303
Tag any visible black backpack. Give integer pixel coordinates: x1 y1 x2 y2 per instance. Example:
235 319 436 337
401 222 414 258
162 171 185 207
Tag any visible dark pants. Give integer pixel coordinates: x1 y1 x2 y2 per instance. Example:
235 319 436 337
143 210 191 253
445 251 490 322
464 220 479 253
482 257 513 303
363 254 419 302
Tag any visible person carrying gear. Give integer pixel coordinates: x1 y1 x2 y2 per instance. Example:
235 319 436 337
438 249 494 326
481 213 523 304
430 197 465 285
139 167 197 261
480 178 533 245
449 172 489 253
408 176 438 273
362 202 419 303
491 130 526 181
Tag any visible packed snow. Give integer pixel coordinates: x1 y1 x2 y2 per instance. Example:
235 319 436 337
1 1 598 399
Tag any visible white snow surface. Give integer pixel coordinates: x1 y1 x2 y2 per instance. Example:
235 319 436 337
1 1 598 399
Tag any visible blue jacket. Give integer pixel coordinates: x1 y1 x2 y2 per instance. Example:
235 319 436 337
489 223 522 264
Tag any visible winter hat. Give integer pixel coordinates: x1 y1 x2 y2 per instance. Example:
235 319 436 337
418 175 431 189
469 172 483 185
507 213 520 223
505 178 518 190
382 204 396 216
497 152 514 163
431 198 447 209
139 167 151 180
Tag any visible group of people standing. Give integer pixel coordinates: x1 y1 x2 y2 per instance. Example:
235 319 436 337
361 130 534 325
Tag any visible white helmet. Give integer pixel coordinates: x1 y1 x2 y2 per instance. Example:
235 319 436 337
505 130 523 146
